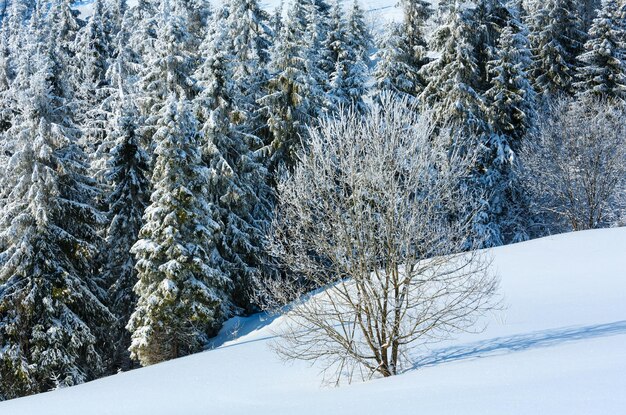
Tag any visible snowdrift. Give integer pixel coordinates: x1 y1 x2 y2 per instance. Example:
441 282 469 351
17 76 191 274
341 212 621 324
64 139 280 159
1 228 625 414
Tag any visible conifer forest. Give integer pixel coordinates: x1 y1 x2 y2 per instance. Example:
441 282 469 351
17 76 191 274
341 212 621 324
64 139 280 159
0 0 625 403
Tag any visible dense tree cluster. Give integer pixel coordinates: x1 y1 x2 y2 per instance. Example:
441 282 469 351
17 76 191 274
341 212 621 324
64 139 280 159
0 0 624 399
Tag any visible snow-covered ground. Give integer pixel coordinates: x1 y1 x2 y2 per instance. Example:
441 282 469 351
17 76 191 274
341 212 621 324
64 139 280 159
2 227 625 414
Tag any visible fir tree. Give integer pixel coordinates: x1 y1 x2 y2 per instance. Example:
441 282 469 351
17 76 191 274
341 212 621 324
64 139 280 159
330 50 369 113
73 0 112 152
473 0 515 91
0 43 112 400
140 0 196 105
91 12 143 185
374 22 428 98
1 0 45 146
3 0 32 59
481 22 537 244
127 0 159 63
420 5 487 135
48 0 83 103
575 0 626 101
402 0 432 59
376 0 432 98
258 0 318 170
303 0 333 114
486 23 536 144
270 2 284 36
137 0 196 152
0 21 13 136
527 0 587 97
346 0 373 63
581 0 603 30
321 0 345 75
104 9 143 111
103 0 129 37
194 24 273 312
102 96 150 372
172 0 212 47
224 0 273 129
322 0 369 112
128 96 229 366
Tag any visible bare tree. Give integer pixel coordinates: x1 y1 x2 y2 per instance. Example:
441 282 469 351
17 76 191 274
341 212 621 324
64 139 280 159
257 95 500 384
518 97 626 232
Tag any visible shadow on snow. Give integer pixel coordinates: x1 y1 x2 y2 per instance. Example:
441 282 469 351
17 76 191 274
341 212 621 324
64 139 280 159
411 320 626 370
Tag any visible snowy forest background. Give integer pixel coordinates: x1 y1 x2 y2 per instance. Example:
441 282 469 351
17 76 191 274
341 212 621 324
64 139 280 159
0 0 625 401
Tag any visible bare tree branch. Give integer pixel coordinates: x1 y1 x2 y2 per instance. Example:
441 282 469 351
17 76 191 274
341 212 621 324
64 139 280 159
255 94 500 384
518 97 626 232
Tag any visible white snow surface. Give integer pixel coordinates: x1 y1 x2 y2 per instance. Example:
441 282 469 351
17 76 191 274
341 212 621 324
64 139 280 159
2 227 626 414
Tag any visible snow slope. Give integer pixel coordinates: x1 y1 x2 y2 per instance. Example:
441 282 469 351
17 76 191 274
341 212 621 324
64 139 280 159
1 228 625 414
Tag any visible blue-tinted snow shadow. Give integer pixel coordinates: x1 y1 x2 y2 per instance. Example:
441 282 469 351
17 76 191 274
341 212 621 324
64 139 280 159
207 312 282 350
410 320 626 370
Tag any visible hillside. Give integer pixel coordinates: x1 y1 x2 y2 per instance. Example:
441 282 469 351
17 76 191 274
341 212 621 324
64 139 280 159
2 228 625 414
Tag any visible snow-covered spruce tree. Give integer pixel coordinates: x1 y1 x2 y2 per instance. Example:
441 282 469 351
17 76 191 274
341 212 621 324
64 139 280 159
224 0 272 76
486 22 536 155
88 12 144 193
128 95 230 366
104 10 143 114
258 0 319 170
374 0 430 100
312 0 332 18
575 0 626 101
420 5 487 136
127 0 159 64
320 0 346 76
581 0 603 30
0 0 46 155
436 0 456 23
102 96 151 372
140 0 196 105
223 0 273 132
346 0 372 63
527 0 587 97
270 2 284 36
374 24 424 98
421 2 526 246
324 0 369 112
0 44 112 400
381 0 431 97
172 0 212 47
73 0 112 152
472 0 515 91
481 22 537 244
0 24 13 137
329 50 369 113
311 0 332 48
402 0 432 62
405 0 432 35
303 0 333 113
103 0 129 36
48 0 83 103
137 0 196 151
194 23 273 312
3 0 32 59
